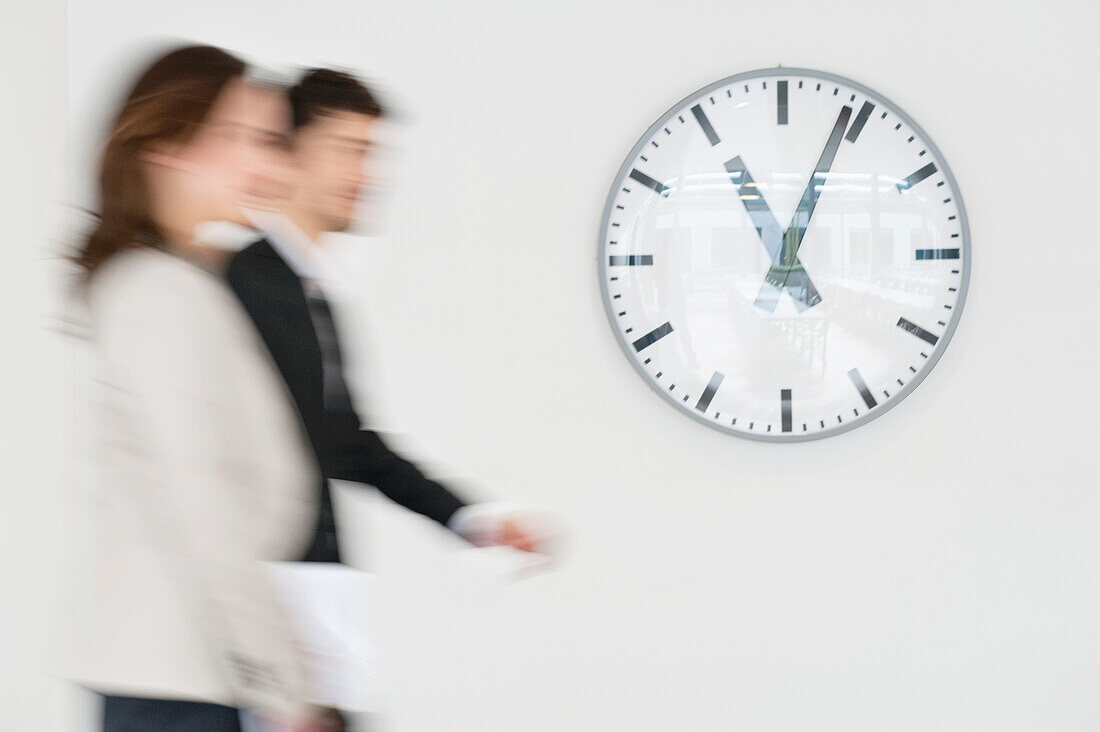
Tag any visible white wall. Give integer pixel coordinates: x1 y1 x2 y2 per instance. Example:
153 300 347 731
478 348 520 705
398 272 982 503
2 1 74 731
15 0 1099 730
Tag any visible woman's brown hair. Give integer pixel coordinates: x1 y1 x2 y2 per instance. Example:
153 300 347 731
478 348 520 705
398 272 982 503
75 44 246 277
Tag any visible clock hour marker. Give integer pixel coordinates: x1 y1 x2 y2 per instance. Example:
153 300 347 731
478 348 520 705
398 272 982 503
915 248 960 260
608 255 654 266
780 389 792 432
632 321 673 352
690 104 721 146
844 100 875 143
776 80 788 125
694 371 725 413
629 168 668 196
896 162 938 192
897 317 939 346
847 368 878 409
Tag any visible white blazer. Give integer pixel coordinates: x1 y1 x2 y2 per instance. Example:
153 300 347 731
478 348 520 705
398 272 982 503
60 246 322 723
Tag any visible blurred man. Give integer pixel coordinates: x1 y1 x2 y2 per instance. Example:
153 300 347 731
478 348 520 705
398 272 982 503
226 69 541 568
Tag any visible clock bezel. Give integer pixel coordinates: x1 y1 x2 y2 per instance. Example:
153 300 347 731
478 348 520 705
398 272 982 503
596 66 972 442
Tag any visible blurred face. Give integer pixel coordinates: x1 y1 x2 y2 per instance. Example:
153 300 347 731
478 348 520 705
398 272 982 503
290 109 377 232
155 77 293 227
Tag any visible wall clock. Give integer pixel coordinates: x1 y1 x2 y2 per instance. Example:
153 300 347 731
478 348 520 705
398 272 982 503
598 68 970 441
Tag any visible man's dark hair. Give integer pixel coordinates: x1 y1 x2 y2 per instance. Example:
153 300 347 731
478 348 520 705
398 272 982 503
288 68 386 131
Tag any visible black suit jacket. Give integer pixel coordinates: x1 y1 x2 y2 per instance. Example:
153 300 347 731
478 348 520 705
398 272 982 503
226 238 467 563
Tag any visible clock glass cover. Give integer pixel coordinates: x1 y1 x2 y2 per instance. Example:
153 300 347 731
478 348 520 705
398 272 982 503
599 68 970 441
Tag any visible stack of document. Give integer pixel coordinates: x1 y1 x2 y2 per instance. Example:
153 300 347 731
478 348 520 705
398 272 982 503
263 562 381 712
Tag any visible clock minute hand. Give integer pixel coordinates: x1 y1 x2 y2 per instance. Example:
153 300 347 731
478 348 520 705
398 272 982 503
768 105 853 311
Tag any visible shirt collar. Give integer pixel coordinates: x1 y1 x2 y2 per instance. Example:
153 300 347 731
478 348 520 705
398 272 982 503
250 211 335 285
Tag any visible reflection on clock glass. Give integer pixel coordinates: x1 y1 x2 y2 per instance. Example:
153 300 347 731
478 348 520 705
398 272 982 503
599 69 969 441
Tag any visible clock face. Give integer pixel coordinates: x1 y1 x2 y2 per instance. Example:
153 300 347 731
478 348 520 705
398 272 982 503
598 68 970 441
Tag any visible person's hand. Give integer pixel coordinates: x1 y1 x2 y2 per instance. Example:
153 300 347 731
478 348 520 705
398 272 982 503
496 516 542 553
450 503 564 579
472 510 563 564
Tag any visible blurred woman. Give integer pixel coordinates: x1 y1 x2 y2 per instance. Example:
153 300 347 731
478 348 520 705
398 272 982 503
63 45 339 732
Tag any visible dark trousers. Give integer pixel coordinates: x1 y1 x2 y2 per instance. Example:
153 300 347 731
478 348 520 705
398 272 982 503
102 694 242 732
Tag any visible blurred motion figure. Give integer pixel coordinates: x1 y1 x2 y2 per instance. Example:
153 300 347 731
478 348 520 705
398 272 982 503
64 45 342 731
228 69 543 563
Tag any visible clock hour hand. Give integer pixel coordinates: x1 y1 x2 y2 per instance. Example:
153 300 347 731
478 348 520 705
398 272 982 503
725 156 821 312
769 105 853 310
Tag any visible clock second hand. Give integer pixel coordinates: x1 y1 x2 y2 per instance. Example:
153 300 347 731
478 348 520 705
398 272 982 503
767 105 853 311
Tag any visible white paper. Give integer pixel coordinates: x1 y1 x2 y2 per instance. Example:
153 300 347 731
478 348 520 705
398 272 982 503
262 562 381 712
